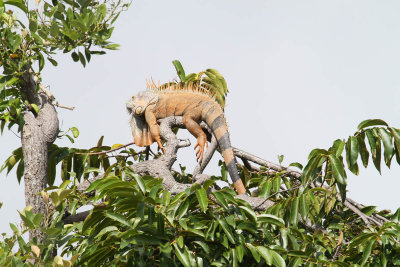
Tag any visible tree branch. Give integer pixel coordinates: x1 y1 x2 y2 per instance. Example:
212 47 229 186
21 68 59 242
63 210 90 224
72 116 388 228
232 146 386 227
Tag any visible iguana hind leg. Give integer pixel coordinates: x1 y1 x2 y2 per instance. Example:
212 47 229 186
182 114 208 163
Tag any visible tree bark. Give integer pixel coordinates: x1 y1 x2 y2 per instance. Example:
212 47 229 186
21 69 59 242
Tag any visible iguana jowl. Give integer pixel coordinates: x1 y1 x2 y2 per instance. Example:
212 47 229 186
126 82 246 194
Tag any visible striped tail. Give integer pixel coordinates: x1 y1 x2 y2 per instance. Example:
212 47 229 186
205 111 246 195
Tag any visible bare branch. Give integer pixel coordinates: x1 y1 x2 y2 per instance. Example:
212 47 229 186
75 142 135 155
55 102 75 110
233 147 302 180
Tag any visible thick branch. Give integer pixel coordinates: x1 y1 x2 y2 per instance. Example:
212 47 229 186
21 68 59 242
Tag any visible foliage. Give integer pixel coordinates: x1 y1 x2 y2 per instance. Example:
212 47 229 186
2 119 400 265
166 60 229 109
1 1 400 263
302 118 400 202
0 0 130 133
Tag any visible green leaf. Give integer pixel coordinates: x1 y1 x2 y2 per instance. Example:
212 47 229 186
47 153 57 186
366 129 381 173
237 222 258 234
4 0 28 13
71 52 79 62
173 243 190 267
278 155 284 164
73 153 88 181
16 159 24 183
85 47 91 62
217 217 235 244
61 156 72 181
288 258 303 267
9 223 19 233
247 243 260 263
272 177 281 193
269 249 286 267
184 73 197 82
30 103 39 114
255 246 272 265
195 188 208 213
176 198 190 219
29 20 37 33
238 205 257 222
290 197 299 226
79 52 86 67
258 180 272 198
288 162 303 170
132 173 145 193
346 136 359 168
38 52 45 71
47 57 58 67
172 60 186 82
235 244 244 263
328 154 347 185
70 127 79 138
379 128 394 168
137 202 145 219
213 191 229 210
103 44 120 50
302 154 323 183
358 119 388 130
17 235 27 254
349 233 376 249
299 194 308 221
96 226 118 237
257 214 285 227
357 132 369 168
58 189 72 202
105 212 132 227
361 239 375 265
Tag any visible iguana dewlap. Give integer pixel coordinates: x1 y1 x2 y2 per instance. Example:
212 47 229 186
126 85 246 195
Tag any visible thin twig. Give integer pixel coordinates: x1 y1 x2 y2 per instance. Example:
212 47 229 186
75 142 134 155
55 102 75 110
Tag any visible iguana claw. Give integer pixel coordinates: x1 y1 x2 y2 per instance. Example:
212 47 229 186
194 136 208 164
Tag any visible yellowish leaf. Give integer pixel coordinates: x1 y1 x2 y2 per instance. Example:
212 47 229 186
31 245 40 258
41 191 49 204
111 144 123 149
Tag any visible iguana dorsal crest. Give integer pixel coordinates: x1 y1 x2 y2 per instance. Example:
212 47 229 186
146 79 219 105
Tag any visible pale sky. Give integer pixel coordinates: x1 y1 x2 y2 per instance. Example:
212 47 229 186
2 1 400 234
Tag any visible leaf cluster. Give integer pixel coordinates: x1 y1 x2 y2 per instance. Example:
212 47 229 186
2 121 400 265
167 60 229 109
0 0 129 134
303 119 400 202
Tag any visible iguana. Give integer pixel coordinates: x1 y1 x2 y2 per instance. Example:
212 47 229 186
126 82 246 195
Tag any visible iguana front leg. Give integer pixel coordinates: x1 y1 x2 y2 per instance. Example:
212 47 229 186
145 110 165 153
182 114 208 163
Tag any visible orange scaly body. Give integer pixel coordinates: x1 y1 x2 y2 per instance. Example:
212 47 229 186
127 84 246 194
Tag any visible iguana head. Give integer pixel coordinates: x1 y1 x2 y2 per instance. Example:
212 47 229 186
126 91 158 147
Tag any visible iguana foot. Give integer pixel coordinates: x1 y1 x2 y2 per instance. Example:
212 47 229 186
194 136 208 163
